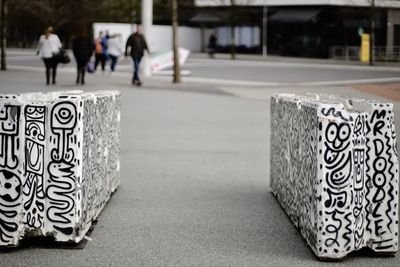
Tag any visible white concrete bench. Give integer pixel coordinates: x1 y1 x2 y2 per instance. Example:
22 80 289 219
270 94 399 259
0 90 121 247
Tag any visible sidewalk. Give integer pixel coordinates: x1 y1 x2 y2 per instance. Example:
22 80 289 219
0 66 400 266
191 52 400 68
6 48 400 68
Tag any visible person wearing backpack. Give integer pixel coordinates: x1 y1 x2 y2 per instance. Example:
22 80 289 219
94 31 107 72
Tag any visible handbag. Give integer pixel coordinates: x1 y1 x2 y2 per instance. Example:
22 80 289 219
54 48 70 64
87 61 95 73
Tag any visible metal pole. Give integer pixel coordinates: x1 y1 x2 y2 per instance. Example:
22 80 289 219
141 0 152 76
262 5 267 57
172 0 181 83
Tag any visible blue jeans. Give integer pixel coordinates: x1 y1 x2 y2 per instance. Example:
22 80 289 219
132 56 142 82
109 55 118 72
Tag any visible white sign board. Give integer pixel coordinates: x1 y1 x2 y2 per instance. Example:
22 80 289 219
150 48 191 72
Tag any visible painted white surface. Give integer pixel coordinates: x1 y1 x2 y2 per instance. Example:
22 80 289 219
151 48 190 72
93 23 134 51
93 23 202 53
148 25 202 53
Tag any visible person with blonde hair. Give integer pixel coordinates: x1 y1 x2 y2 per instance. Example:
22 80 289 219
37 26 62 85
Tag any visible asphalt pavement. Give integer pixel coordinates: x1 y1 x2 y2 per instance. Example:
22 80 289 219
0 52 400 266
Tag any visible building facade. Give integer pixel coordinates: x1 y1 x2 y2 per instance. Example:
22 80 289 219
195 0 400 58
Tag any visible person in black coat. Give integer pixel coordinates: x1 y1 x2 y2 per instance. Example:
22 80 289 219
125 26 149 86
72 27 93 85
208 33 217 59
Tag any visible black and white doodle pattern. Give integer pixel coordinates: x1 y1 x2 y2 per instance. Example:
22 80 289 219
271 94 399 259
365 104 399 251
0 99 23 244
23 105 46 229
46 101 78 237
0 91 121 246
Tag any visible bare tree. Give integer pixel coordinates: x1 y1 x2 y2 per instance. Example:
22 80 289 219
21 0 82 29
172 0 181 83
0 0 6 70
0 0 104 70
229 0 237 60
369 0 377 66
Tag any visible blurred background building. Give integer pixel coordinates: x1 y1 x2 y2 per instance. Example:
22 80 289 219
195 0 400 59
3 0 400 60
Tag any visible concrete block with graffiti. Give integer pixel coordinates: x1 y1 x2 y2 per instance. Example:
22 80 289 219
270 94 399 259
0 91 121 246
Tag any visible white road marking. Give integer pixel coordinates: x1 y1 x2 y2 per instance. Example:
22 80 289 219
150 75 284 86
188 58 400 72
300 77 400 86
6 64 400 87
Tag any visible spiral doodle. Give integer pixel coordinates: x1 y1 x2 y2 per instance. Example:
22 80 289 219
46 101 78 237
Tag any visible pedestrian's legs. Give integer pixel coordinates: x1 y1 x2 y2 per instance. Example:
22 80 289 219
76 65 81 84
132 56 142 83
110 55 117 72
42 58 51 85
94 53 101 70
80 65 86 84
101 54 106 71
51 58 58 84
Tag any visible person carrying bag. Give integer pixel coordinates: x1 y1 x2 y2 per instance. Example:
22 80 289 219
37 26 63 85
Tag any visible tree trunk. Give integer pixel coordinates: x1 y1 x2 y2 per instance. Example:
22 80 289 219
230 23 236 60
0 0 6 70
369 0 375 66
172 0 181 83
230 2 236 60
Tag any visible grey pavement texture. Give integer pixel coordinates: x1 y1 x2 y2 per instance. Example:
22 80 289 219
6 49 400 86
0 55 400 266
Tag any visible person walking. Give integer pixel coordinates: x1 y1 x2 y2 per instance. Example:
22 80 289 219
36 26 62 85
94 31 107 71
207 32 217 59
125 26 149 86
108 33 123 73
72 27 93 85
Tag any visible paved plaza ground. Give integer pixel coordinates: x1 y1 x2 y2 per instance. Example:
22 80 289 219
0 51 400 266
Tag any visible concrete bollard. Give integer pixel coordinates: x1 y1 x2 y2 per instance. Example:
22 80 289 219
270 94 399 260
0 91 121 247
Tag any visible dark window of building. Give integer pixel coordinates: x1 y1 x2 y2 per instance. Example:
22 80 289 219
394 25 400 46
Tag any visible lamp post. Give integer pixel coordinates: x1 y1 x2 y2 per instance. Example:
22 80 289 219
262 5 268 57
141 0 152 76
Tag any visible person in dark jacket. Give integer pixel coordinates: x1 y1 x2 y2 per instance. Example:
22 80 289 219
72 27 93 85
207 33 217 59
125 26 149 86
